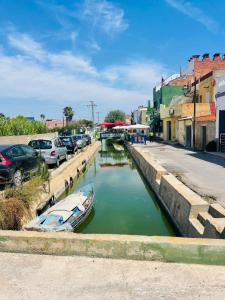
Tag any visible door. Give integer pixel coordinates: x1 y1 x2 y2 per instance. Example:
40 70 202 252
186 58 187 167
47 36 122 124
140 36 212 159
201 126 207 151
6 146 28 175
21 145 39 173
167 121 172 140
219 110 225 152
186 125 192 148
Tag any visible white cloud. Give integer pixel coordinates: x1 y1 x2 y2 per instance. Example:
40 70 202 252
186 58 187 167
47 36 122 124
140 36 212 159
79 0 129 37
8 33 46 61
165 0 218 33
103 61 166 92
7 33 98 76
1 32 166 114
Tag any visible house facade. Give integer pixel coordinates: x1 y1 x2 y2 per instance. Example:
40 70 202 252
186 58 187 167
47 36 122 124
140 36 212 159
216 75 225 151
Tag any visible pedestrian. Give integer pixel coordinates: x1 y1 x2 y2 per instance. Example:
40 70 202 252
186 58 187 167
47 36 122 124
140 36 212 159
149 131 154 143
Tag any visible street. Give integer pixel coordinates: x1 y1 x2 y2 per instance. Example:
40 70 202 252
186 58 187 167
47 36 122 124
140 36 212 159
137 142 225 207
0 252 225 300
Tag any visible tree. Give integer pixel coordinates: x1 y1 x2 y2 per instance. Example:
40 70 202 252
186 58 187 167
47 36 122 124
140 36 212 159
63 106 74 126
104 110 126 123
0 113 5 118
40 114 45 122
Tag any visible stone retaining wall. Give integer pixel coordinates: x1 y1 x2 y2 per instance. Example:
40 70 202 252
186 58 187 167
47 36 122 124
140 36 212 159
126 143 225 239
0 132 58 145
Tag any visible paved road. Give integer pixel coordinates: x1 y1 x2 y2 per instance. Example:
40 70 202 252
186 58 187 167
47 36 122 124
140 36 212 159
137 142 225 207
0 252 225 299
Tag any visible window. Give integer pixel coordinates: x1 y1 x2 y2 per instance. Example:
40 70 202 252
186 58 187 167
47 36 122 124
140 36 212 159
21 145 36 157
206 92 210 103
6 146 24 158
199 95 202 103
29 140 52 150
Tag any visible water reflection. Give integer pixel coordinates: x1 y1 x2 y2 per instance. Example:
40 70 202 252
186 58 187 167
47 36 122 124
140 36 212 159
71 140 176 236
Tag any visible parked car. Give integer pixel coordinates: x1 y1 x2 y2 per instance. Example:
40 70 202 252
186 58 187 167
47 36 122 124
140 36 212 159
0 144 41 186
59 136 78 154
83 134 92 145
73 135 86 149
28 138 68 167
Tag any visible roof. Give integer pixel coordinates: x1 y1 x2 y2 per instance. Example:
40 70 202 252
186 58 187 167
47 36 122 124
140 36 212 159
0 144 15 151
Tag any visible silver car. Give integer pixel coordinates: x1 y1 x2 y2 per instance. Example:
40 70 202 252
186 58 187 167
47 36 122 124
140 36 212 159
28 138 68 167
73 135 86 149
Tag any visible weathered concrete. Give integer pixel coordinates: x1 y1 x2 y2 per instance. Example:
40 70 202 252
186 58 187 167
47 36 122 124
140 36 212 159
0 252 225 300
126 142 225 239
0 231 225 265
0 132 58 145
159 174 209 236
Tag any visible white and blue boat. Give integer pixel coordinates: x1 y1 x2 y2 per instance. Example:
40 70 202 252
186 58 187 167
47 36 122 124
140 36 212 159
24 184 94 232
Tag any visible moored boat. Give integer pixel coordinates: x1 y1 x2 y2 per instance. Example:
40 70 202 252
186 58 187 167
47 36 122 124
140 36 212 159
24 184 94 232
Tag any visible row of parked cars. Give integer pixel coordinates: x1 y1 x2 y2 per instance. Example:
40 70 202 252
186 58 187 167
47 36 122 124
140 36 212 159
0 134 91 187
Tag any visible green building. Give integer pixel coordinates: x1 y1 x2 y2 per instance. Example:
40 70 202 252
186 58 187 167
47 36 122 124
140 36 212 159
150 75 185 134
153 85 184 111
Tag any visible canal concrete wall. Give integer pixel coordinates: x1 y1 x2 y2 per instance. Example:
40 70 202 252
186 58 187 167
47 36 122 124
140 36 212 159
0 132 58 145
0 230 225 265
126 143 225 239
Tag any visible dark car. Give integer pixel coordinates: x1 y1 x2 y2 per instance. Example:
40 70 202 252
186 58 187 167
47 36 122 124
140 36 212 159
59 136 78 154
0 144 41 186
83 134 92 145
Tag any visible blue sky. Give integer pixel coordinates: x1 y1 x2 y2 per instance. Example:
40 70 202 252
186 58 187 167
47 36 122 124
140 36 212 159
0 0 225 121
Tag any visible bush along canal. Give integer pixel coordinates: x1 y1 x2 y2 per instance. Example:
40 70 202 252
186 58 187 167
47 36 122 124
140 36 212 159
69 140 176 236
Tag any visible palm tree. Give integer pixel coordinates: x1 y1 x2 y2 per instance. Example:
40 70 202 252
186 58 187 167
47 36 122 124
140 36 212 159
40 114 45 122
63 106 74 126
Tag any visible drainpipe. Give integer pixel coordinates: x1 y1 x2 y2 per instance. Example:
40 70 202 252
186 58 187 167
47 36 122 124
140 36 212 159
193 76 197 150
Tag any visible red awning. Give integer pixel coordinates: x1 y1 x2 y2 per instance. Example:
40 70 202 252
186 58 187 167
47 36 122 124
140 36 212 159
97 121 128 127
97 122 114 127
114 121 128 125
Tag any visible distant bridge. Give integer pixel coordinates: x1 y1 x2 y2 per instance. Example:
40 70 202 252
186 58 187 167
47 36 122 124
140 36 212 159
100 132 124 140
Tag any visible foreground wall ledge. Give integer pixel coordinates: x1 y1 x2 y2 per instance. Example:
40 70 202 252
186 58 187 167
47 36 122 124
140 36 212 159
0 231 225 265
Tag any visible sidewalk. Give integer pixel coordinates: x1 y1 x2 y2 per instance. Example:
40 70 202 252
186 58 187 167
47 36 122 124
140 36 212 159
0 252 225 299
136 142 225 207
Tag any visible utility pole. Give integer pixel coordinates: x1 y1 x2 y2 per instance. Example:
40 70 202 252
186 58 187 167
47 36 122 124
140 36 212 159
96 111 100 123
193 76 197 151
87 101 97 127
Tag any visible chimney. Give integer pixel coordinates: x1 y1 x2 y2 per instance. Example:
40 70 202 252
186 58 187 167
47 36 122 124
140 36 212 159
202 53 210 61
213 53 221 61
188 55 200 62
192 55 200 61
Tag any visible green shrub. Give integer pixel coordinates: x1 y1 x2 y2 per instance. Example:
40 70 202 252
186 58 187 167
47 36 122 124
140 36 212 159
0 115 48 136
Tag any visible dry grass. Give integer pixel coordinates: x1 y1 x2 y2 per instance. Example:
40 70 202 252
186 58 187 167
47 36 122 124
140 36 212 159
4 176 43 208
0 174 48 230
0 198 27 230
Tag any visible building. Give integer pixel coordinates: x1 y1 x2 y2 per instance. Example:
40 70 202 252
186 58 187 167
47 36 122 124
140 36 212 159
216 75 225 151
132 106 148 125
189 53 225 79
125 114 131 125
45 119 64 129
158 54 225 149
160 69 225 149
152 73 192 135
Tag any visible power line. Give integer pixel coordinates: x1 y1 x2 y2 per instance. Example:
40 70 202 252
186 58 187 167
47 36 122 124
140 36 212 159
96 111 100 123
87 101 97 126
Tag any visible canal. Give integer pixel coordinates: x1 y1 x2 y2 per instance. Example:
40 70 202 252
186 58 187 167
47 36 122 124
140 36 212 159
72 141 175 236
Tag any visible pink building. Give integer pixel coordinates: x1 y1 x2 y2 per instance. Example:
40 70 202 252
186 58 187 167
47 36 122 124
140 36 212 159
45 119 64 129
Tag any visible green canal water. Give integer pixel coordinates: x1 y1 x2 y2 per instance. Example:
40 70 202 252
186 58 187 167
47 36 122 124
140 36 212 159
72 141 175 236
